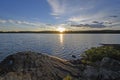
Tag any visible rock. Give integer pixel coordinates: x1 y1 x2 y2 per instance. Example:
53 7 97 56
82 57 120 80
83 66 99 80
0 52 120 80
98 57 120 80
71 55 76 58
99 68 120 80
100 57 120 71
0 51 80 80
69 59 82 65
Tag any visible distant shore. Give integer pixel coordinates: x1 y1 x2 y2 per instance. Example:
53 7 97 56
1 30 120 34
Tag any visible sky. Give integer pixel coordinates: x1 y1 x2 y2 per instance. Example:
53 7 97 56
0 0 120 31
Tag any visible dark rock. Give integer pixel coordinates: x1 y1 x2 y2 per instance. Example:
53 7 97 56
69 59 82 64
98 57 120 80
0 51 80 80
101 44 120 50
72 55 76 58
0 52 120 80
83 66 99 80
100 57 120 71
82 57 120 80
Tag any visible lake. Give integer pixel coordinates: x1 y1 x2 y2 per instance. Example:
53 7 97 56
0 33 120 61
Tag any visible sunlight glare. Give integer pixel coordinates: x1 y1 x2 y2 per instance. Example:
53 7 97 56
57 27 66 33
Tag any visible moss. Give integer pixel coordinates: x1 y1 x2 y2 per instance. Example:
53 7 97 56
81 46 120 63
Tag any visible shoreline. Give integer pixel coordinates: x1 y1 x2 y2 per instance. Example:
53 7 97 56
0 45 120 80
1 30 120 34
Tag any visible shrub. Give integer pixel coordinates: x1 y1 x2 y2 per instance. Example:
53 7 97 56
81 46 120 62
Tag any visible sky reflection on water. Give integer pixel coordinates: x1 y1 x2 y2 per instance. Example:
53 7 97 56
0 34 120 61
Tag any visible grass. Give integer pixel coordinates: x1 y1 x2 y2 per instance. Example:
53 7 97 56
81 46 120 64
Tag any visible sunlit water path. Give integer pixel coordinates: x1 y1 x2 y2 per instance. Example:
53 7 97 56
0 33 120 61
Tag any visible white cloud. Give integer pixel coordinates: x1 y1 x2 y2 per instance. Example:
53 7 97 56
47 0 94 19
47 0 120 29
0 19 7 23
68 15 94 24
8 20 16 24
47 0 66 16
0 19 46 27
16 21 35 26
68 10 109 24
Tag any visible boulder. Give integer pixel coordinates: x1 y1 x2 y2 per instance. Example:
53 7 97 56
82 57 120 80
98 57 120 80
83 66 99 80
100 57 120 71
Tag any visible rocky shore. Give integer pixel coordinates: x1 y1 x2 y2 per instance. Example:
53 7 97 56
0 51 120 80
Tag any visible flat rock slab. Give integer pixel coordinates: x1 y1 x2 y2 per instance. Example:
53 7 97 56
0 51 80 80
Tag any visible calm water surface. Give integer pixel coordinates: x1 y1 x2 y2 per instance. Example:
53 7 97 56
0 33 120 61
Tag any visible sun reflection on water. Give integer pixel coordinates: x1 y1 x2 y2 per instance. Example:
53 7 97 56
59 33 64 44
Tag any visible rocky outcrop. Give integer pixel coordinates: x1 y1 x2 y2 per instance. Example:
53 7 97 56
0 52 120 80
0 51 81 80
82 57 120 80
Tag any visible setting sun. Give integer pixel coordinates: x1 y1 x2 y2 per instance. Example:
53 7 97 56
57 27 66 33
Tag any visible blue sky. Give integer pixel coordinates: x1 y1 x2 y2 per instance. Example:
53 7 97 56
0 0 120 31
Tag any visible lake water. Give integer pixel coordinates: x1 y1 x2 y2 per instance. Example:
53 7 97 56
0 33 120 61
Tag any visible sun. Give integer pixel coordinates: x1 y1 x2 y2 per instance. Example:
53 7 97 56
57 27 66 33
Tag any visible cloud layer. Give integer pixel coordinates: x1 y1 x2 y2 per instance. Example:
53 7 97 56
0 19 45 27
47 0 94 18
0 0 120 30
47 0 120 29
71 22 106 28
